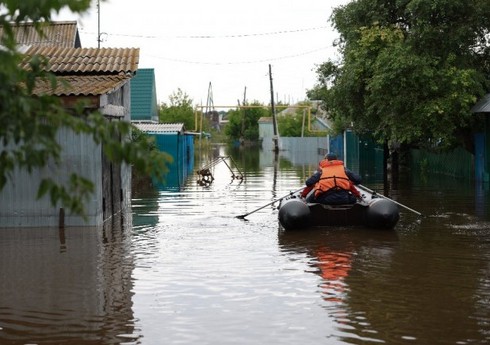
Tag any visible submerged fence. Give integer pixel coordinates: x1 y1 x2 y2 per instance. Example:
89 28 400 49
265 131 476 181
410 147 474 179
275 132 384 181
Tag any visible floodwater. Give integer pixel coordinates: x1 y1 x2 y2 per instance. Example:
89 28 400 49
1 145 490 345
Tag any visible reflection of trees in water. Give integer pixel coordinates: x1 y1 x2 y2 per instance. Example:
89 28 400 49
131 172 159 198
226 144 261 172
329 219 488 345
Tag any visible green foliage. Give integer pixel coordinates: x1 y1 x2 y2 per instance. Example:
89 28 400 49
159 88 196 130
224 109 243 140
277 103 324 137
224 102 269 141
0 1 172 216
277 113 304 137
37 174 94 216
310 0 490 152
2 0 91 25
128 127 172 176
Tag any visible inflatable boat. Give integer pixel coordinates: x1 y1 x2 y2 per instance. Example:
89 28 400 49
277 187 399 231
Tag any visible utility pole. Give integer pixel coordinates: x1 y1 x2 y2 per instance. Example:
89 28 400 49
204 81 214 134
240 86 247 136
205 82 214 115
97 0 101 48
269 64 279 153
96 0 108 47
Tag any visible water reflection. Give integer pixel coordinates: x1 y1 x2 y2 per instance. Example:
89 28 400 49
343 220 490 344
2 144 490 344
0 216 137 344
278 229 398 318
278 217 490 344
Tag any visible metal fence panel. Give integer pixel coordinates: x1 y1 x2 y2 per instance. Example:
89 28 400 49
410 148 474 179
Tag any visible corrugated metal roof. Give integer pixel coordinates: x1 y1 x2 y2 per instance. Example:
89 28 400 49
133 123 185 134
471 94 490 113
21 46 140 74
258 117 273 123
312 116 332 131
31 75 131 96
14 26 140 99
0 21 81 48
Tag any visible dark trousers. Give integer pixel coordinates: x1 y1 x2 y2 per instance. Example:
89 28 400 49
307 190 357 205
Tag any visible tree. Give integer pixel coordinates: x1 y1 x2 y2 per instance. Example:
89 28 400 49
277 102 325 137
277 113 305 137
0 1 171 215
224 102 268 141
159 88 196 130
309 0 490 153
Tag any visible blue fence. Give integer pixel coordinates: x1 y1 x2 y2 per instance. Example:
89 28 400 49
153 133 194 189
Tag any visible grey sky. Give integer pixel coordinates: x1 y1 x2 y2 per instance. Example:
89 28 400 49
60 0 350 107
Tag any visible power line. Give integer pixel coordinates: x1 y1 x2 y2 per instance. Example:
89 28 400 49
79 26 331 40
147 46 332 65
175 26 330 39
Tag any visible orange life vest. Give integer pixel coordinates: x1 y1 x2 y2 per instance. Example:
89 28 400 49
314 160 351 197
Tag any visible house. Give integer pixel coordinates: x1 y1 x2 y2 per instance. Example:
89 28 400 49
0 45 140 228
133 123 194 189
472 93 490 183
258 117 275 142
130 68 159 122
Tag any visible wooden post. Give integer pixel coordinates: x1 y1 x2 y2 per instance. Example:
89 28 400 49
59 207 65 229
269 64 279 153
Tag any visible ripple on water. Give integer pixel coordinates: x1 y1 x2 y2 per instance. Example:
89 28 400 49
3 155 490 344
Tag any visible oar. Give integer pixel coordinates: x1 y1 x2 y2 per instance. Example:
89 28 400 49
236 187 305 219
357 184 422 216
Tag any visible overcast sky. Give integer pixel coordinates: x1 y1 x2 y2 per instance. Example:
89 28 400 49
58 0 350 107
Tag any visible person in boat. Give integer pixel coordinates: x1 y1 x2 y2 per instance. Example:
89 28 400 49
301 153 362 205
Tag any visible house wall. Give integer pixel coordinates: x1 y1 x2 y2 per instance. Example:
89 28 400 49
152 133 194 189
258 119 274 142
474 133 486 183
130 68 158 122
484 118 490 182
0 82 133 228
101 82 132 223
475 117 490 183
0 130 103 227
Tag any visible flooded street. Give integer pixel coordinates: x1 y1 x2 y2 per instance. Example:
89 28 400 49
1 145 490 344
